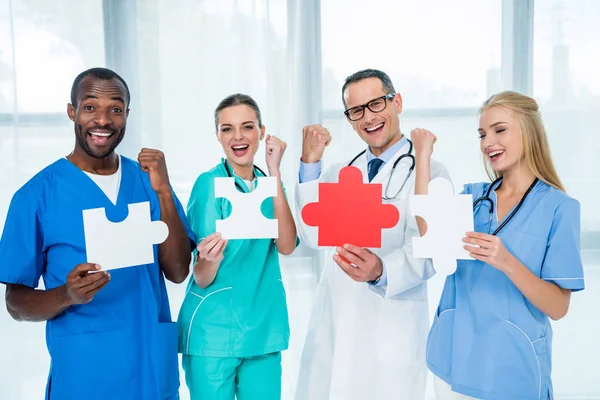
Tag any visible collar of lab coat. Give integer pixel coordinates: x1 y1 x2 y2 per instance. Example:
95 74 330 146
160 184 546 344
355 139 412 185
365 135 409 164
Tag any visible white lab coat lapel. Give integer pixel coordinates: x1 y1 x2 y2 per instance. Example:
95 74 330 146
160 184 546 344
355 142 413 197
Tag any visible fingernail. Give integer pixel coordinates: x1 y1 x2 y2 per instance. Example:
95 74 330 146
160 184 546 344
95 264 101 269
343 244 349 249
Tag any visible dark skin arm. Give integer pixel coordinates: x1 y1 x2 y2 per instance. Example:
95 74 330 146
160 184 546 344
138 148 192 283
5 263 110 322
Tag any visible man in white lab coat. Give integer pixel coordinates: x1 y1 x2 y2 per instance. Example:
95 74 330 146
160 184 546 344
294 69 451 400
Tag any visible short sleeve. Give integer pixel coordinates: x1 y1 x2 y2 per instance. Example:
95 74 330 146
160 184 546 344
0 190 45 288
186 173 220 251
541 198 585 291
460 184 473 195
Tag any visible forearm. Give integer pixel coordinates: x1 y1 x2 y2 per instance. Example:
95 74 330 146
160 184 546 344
504 257 571 320
157 191 192 283
193 258 221 289
6 284 72 322
273 175 297 255
414 155 431 237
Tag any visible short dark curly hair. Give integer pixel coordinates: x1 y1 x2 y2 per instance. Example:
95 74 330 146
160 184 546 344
70 67 130 108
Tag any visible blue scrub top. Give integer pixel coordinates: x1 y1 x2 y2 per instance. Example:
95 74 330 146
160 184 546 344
0 156 195 400
426 180 584 400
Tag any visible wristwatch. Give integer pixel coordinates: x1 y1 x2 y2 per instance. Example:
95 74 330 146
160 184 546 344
368 270 383 285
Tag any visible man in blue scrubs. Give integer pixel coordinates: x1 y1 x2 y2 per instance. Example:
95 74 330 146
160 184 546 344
0 67 195 399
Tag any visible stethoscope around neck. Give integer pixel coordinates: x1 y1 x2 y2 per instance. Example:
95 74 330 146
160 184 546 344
473 175 539 235
223 159 267 192
348 139 415 200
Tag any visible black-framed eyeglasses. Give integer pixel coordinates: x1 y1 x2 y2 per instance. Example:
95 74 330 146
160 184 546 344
344 93 396 121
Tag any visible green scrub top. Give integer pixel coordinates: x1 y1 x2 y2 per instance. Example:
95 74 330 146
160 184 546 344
178 159 294 358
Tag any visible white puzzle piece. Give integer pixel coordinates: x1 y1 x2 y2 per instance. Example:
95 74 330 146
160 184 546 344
214 176 279 239
82 201 169 271
410 177 474 276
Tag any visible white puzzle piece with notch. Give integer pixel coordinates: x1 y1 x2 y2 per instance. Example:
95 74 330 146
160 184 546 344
214 176 278 239
410 177 474 276
82 201 169 271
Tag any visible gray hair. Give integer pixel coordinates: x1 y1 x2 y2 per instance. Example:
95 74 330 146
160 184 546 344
341 69 396 108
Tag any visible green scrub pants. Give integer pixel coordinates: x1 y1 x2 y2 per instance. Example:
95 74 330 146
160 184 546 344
182 352 282 400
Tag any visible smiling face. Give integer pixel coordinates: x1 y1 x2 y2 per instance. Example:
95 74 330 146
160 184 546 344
343 77 403 156
67 76 128 159
216 104 265 169
478 105 524 174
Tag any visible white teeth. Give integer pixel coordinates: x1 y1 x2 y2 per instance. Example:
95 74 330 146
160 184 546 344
232 145 248 150
90 132 111 137
489 150 504 157
366 123 384 132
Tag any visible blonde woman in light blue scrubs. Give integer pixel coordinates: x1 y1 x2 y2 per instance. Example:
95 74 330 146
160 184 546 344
178 93 298 400
412 91 584 400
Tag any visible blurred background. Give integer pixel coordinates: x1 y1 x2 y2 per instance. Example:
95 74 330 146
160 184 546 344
0 0 598 399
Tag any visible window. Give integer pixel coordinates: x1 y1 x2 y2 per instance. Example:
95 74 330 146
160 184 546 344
320 0 502 188
0 1 105 398
532 1 600 397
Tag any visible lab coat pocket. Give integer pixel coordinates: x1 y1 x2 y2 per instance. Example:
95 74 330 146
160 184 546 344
49 328 130 399
426 308 455 379
482 321 542 399
157 322 180 398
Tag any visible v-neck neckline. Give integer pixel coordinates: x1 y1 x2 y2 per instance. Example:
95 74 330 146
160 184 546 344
222 159 263 194
59 155 131 208
491 180 538 229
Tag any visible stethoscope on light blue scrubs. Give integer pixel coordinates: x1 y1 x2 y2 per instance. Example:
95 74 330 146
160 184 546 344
348 139 415 200
473 176 539 235
223 159 267 192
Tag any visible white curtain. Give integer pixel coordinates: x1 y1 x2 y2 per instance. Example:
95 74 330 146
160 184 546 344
0 1 106 398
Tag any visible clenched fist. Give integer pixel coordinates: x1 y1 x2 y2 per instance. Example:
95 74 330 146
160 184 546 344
138 148 171 195
265 134 287 176
410 128 437 159
301 125 332 164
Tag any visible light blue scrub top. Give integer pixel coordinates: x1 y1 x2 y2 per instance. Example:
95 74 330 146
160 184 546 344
426 180 584 400
0 157 195 400
178 160 297 358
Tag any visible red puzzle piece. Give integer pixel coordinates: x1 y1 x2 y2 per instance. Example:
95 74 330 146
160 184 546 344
301 166 400 248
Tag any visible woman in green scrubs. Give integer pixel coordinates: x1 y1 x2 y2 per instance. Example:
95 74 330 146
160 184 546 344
178 93 298 400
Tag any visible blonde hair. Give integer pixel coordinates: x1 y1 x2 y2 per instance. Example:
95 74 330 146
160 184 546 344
479 90 565 192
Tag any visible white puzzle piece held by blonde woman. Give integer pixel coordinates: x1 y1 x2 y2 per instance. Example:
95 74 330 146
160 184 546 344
214 176 279 239
83 201 169 271
410 177 474 275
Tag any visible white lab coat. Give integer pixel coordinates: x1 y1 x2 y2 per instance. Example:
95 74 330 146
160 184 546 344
294 142 451 400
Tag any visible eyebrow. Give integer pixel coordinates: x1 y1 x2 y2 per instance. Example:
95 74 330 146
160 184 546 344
478 121 507 132
81 94 125 104
221 121 255 127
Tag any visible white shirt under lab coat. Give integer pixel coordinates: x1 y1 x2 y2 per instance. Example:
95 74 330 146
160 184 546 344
294 140 451 400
